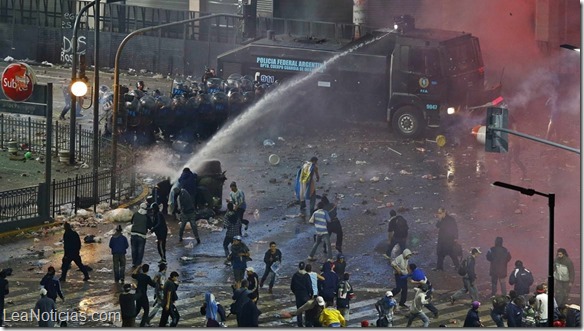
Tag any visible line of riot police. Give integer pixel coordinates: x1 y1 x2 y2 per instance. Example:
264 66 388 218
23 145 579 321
98 71 279 148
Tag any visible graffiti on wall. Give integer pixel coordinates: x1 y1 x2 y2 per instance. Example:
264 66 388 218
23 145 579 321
60 12 86 64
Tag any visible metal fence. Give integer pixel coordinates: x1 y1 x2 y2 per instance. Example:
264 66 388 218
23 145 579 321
0 115 136 231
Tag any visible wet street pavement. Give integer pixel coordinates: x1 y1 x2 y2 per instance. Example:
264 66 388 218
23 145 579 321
0 113 579 327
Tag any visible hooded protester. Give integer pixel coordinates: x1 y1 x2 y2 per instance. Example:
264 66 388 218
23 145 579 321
246 267 260 303
177 167 198 201
391 248 413 308
60 222 90 282
173 187 201 244
35 288 57 327
109 224 129 283
486 236 512 297
295 295 325 327
554 248 575 307
375 291 397 327
333 254 346 278
319 261 339 304
200 292 226 327
406 284 430 327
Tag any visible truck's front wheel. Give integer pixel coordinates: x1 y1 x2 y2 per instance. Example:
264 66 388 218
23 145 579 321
392 106 424 138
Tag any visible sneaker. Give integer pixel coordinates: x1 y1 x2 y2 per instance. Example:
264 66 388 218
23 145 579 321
307 256 317 262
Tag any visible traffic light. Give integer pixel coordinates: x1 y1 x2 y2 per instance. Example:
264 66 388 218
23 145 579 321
485 107 508 153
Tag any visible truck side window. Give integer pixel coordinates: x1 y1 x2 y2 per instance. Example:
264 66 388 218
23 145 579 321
409 48 439 76
399 46 409 70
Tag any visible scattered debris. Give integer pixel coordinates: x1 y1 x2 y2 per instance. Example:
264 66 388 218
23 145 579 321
263 139 275 147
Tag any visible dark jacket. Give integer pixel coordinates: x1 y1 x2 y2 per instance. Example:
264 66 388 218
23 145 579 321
63 228 82 257
263 249 282 271
119 292 137 319
486 237 512 278
436 214 458 244
151 212 168 238
319 262 339 303
130 213 150 235
35 296 56 327
178 170 198 199
388 215 409 239
231 288 252 315
40 274 64 301
290 271 313 302
237 300 261 327
336 280 353 309
466 256 478 282
132 272 156 299
247 272 260 302
505 302 523 327
509 266 534 295
109 232 129 255
463 308 482 327
0 277 8 301
176 189 196 214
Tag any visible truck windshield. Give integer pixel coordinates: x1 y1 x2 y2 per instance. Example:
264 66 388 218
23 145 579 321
443 38 481 74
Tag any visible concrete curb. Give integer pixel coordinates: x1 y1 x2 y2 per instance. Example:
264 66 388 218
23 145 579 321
0 183 150 240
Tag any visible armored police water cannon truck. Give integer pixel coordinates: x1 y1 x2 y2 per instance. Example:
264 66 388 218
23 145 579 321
217 15 502 138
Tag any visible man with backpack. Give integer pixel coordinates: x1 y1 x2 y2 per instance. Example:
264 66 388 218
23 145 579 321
509 260 534 297
384 209 409 259
451 247 481 304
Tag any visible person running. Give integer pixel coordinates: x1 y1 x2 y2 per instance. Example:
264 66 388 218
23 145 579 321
132 264 157 327
295 156 320 218
391 248 413 308
260 241 282 294
307 201 332 261
59 222 90 282
40 266 64 303
109 224 129 283
406 263 439 318
451 248 481 303
159 271 180 327
321 195 344 253
226 181 249 236
406 283 431 327
173 187 201 244
200 292 226 327
149 203 168 263
223 202 241 258
148 263 167 322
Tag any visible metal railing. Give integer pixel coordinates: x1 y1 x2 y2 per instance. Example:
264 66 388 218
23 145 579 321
0 115 135 229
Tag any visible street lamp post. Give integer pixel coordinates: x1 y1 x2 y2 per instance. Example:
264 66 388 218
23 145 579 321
109 13 243 202
492 181 555 326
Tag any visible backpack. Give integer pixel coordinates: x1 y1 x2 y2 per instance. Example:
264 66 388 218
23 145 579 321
458 256 469 276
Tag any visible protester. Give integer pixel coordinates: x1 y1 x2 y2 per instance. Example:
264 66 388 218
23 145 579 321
223 202 241 258
177 167 198 201
305 264 323 298
260 241 282 294
200 292 226 327
391 248 413 308
132 264 157 327
34 288 57 327
486 236 512 297
39 266 64 304
321 195 344 253
434 207 460 271
509 260 534 297
130 203 151 267
384 209 409 259
291 262 313 327
159 271 180 327
406 284 430 327
119 283 137 327
295 156 320 217
337 272 354 321
173 187 201 244
148 263 167 322
227 235 251 289
489 293 510 327
238 296 262 327
109 224 129 283
463 301 484 327
0 270 8 327
60 222 90 282
320 301 346 327
246 267 260 303
505 295 524 327
535 283 549 327
295 295 325 327
226 181 249 236
149 203 168 263
375 291 397 327
319 260 339 305
406 263 439 318
451 248 481 303
307 201 332 261
333 254 346 279
554 248 575 307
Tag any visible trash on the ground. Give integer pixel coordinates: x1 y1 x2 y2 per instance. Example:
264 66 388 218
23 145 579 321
330 153 338 158
253 209 260 220
96 267 112 273
263 139 275 147
399 169 413 175
185 242 194 248
355 160 367 165
370 176 380 182
32 259 50 266
103 208 133 222
277 136 285 141
421 174 436 179
80 163 89 169
180 256 194 261
268 154 280 165
387 147 402 155
4 56 14 62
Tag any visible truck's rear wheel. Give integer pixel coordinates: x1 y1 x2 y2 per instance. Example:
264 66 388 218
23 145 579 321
392 106 424 138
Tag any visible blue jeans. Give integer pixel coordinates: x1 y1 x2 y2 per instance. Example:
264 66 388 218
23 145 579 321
309 233 332 260
386 237 407 257
452 277 479 301
490 309 505 327
406 311 429 327
391 274 408 305
261 268 276 287
131 235 146 266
